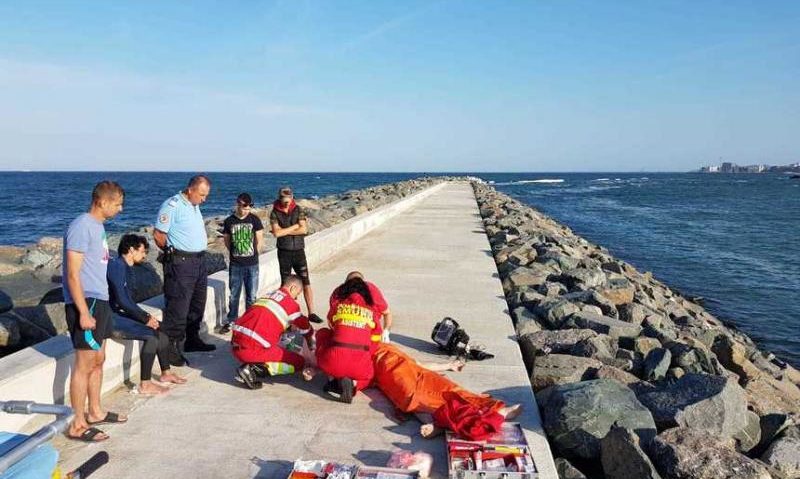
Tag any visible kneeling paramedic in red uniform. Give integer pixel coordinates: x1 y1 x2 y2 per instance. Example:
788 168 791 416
232 275 314 389
315 271 390 403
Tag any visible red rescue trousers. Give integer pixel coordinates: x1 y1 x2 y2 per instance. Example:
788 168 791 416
315 328 373 391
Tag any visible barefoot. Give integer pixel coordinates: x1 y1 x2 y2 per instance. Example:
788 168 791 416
449 360 466 372
159 372 187 384
301 366 317 382
500 403 522 420
420 423 443 439
138 380 169 396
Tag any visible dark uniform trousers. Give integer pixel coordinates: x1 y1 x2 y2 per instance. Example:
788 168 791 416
162 254 207 341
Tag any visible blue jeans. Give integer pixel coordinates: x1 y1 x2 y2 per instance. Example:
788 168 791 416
228 263 259 322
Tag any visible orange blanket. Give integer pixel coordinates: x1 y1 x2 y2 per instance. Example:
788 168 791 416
373 343 504 414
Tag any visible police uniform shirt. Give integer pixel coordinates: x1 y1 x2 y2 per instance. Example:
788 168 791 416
155 192 208 252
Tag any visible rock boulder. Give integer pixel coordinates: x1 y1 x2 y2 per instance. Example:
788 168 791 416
638 374 749 437
650 428 772 479
536 379 656 460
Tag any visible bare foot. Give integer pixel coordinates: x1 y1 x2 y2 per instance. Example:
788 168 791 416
159 372 187 384
500 403 522 420
138 381 169 396
449 360 466 372
420 423 444 439
302 366 317 382
67 423 109 442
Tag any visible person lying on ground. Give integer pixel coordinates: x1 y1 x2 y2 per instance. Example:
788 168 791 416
108 234 187 396
313 274 387 403
232 275 314 390
306 342 520 440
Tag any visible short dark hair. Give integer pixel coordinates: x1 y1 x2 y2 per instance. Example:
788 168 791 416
118 234 149 257
237 192 253 206
187 174 211 189
91 181 125 205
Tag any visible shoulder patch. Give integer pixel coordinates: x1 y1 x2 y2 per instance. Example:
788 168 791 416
159 214 170 224
167 199 178 207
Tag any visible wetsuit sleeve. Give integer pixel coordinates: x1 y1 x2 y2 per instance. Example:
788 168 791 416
297 207 307 222
269 209 279 225
107 260 150 323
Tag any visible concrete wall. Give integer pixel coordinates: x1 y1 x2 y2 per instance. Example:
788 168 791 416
0 182 447 434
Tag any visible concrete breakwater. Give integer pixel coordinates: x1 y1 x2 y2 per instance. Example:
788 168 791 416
472 182 800 479
0 176 467 357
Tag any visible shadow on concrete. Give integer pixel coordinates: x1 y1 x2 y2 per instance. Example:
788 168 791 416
208 277 228 330
52 354 71 404
251 457 293 479
362 388 401 423
353 449 393 467
391 333 440 355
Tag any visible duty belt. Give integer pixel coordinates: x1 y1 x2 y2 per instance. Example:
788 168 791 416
174 250 205 258
331 340 369 351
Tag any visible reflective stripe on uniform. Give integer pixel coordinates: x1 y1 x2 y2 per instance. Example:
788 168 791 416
332 312 375 329
288 311 302 320
253 298 291 329
265 362 295 376
231 324 272 349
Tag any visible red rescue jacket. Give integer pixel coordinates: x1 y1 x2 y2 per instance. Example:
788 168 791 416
231 287 311 363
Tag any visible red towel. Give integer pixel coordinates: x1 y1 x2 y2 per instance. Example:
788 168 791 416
432 391 505 441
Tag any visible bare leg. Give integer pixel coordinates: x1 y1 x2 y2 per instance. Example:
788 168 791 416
419 358 465 373
303 284 315 315
86 345 106 422
68 350 108 440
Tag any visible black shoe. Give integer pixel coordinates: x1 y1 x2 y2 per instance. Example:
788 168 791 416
184 337 217 352
340 377 354 404
323 379 342 400
235 364 262 390
215 322 232 334
168 341 188 367
308 313 323 324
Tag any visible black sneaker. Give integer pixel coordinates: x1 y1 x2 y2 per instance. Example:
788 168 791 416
215 322 232 334
184 337 217 352
323 379 342 400
308 313 324 324
340 377 355 404
235 364 262 390
168 341 188 367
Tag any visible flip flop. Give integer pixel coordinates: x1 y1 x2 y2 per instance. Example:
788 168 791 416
68 426 108 443
87 411 128 425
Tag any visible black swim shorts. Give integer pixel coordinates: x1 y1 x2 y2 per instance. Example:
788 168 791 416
65 298 113 350
277 249 310 286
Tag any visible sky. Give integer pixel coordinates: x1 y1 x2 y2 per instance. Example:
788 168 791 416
0 1 798 172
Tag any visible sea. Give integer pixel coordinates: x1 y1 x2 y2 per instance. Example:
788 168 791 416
0 171 798 367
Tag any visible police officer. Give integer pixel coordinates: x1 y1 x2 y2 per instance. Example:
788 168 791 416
153 175 216 366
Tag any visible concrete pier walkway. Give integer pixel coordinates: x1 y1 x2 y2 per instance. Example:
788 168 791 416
55 182 557 479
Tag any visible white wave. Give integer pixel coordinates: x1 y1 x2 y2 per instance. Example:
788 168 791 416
593 178 611 182
504 179 565 185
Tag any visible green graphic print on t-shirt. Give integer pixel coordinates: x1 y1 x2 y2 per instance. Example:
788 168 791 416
230 223 255 257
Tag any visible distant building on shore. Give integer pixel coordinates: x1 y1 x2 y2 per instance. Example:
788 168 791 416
698 161 799 174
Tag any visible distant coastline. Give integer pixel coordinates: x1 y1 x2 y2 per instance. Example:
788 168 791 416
696 161 800 174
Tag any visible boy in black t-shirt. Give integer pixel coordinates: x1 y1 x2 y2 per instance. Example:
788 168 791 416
219 192 264 333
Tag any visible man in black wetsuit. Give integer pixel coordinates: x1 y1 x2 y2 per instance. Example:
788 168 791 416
269 185 321 324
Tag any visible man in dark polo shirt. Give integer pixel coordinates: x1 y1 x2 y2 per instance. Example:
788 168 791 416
269 185 321 324
153 174 216 366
